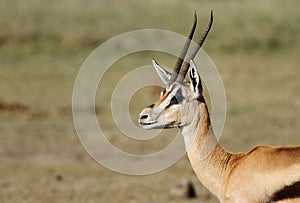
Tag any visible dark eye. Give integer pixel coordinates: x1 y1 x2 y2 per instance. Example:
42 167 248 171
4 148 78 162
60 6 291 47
170 96 179 105
168 90 184 106
165 96 179 108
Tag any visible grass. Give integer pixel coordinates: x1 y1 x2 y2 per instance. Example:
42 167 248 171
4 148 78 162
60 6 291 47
0 0 299 202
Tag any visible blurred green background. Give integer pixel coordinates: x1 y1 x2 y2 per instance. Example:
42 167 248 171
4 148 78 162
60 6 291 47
0 0 299 202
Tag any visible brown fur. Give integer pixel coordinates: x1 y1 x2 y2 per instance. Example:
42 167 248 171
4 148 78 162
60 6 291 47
139 59 300 203
155 91 169 106
140 82 300 202
188 102 300 203
138 11 300 201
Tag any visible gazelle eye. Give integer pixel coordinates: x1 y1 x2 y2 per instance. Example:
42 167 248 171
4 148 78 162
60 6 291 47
166 96 179 108
170 96 179 105
167 90 184 107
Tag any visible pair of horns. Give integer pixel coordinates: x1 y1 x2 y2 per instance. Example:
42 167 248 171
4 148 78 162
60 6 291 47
169 11 213 84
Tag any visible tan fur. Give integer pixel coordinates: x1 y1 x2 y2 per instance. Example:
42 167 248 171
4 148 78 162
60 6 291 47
139 36 299 203
184 101 300 203
276 199 300 203
138 13 300 202
140 92 300 203
155 91 169 106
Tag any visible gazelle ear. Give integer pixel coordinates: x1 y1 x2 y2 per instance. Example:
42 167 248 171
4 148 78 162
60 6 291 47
189 60 203 98
152 59 172 85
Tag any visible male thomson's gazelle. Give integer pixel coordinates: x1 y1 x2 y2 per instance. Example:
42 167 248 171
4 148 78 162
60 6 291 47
139 12 300 203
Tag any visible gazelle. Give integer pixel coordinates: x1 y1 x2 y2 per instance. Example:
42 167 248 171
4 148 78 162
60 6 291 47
139 12 300 203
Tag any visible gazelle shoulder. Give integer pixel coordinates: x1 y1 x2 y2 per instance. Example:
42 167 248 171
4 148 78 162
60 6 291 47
247 145 300 157
236 145 300 171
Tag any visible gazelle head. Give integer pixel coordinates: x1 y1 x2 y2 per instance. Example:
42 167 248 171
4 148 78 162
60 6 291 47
139 11 213 130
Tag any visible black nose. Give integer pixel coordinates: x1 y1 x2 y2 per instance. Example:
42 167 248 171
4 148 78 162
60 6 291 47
140 115 148 119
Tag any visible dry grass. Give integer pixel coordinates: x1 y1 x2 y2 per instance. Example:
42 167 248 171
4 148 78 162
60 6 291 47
0 0 299 202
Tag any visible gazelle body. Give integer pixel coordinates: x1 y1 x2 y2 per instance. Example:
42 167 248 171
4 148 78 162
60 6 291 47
139 12 300 203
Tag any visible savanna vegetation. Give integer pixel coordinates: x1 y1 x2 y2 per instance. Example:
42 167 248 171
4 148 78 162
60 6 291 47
0 0 299 202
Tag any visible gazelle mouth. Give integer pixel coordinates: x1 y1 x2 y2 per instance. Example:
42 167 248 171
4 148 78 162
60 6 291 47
139 121 157 126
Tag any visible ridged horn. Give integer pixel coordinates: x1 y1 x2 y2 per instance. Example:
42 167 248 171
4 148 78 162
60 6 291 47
176 10 213 82
168 11 197 84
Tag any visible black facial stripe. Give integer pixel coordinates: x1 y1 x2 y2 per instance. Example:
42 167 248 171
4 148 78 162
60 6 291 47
165 96 180 109
147 104 155 108
165 88 185 108
268 180 300 202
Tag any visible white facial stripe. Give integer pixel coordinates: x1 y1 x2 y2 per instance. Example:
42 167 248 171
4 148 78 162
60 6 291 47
160 89 166 98
150 84 180 120
158 85 180 109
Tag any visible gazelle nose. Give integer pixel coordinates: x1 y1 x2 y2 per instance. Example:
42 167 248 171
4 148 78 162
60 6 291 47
140 115 149 120
139 106 155 125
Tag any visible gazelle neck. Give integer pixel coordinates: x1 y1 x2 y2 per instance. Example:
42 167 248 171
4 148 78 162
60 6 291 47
180 98 232 198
